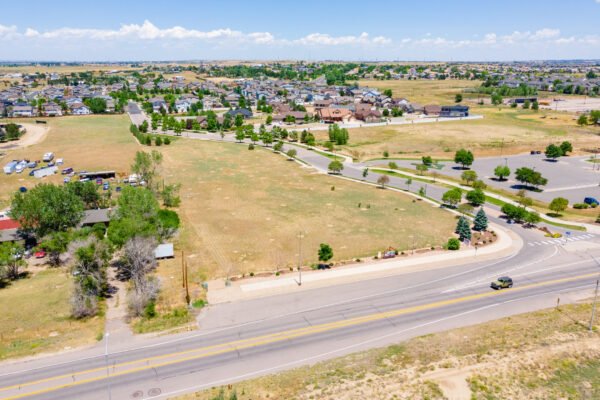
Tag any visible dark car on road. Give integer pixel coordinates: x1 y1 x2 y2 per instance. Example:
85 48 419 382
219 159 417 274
61 167 73 175
491 276 513 290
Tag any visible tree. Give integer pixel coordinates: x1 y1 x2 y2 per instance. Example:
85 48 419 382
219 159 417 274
531 101 539 111
560 141 572 155
120 236 159 316
549 197 568 215
388 161 398 169
494 165 510 181
161 184 181 207
466 189 485 206
318 243 333 263
362 168 369 179
447 238 460 250
454 148 474 169
522 99 530 109
461 170 478 185
273 141 283 152
0 242 26 280
377 174 390 189
455 93 463 103
590 110 600 124
491 93 503 105
442 188 462 207
328 160 344 174
41 231 70 266
456 217 472 241
473 208 488 231
10 184 85 237
328 124 349 145
422 156 433 165
515 167 547 189
235 128 245 142
545 144 563 160
250 132 259 144
577 114 588 126
406 178 412 191
261 131 273 147
131 150 163 192
524 211 541 227
516 189 533 207
67 180 101 209
70 239 110 318
286 149 297 160
5 123 20 140
86 98 107 113
416 164 428 175
501 203 528 222
234 114 244 128
107 187 160 248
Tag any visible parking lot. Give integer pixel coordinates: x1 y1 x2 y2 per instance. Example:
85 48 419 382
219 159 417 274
364 153 600 204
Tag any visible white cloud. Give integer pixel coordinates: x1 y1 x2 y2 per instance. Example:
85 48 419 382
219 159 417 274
530 28 560 40
294 32 390 46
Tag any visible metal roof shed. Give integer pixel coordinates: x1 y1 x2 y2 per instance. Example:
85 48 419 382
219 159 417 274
154 243 174 259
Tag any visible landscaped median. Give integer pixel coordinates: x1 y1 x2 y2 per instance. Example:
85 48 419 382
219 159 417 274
205 217 520 304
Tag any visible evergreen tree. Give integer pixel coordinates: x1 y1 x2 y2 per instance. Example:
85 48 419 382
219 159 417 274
456 217 472 241
473 208 488 231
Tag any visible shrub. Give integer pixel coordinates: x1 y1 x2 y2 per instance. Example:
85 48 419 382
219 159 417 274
447 238 460 250
249 272 254 276
163 137 171 145
573 203 589 209
144 301 157 318
157 209 180 232
248 143 255 150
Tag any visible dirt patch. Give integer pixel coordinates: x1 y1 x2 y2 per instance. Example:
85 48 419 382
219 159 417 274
0 123 49 150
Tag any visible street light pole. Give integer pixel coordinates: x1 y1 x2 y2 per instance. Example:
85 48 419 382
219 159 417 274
105 332 111 400
590 280 599 331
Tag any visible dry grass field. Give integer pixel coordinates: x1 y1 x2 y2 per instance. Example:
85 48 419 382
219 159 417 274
176 301 600 400
158 139 456 281
0 115 138 208
317 107 600 161
358 79 483 105
0 268 105 360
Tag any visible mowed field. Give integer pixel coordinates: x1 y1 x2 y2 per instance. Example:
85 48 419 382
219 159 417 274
317 107 600 161
158 139 456 283
0 115 138 208
0 268 105 360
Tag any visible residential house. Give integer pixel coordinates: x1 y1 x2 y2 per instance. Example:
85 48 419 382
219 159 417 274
174 99 191 113
148 97 167 113
355 109 382 123
42 102 62 116
409 103 424 114
225 108 253 119
272 111 311 124
317 107 352 123
70 102 91 115
12 103 35 117
440 105 469 118
423 105 442 116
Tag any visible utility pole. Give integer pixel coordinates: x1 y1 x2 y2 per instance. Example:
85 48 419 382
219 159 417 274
590 280 599 331
297 230 307 286
181 250 185 288
185 261 190 305
105 333 111 400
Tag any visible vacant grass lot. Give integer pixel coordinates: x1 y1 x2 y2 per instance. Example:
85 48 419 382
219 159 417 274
159 139 455 279
0 115 138 208
358 78 483 105
316 107 600 161
0 268 105 360
176 301 600 400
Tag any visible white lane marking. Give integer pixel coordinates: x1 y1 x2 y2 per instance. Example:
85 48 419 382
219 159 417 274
152 283 597 400
0 248 522 378
442 246 559 293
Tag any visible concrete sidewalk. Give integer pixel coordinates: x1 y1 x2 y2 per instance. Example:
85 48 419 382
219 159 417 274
206 221 521 304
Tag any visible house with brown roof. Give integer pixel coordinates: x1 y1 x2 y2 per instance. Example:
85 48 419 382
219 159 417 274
272 111 311 124
355 109 382 123
423 105 441 116
317 107 353 123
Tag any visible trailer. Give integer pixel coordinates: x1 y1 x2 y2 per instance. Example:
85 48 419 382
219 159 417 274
34 166 58 178
3 161 17 174
42 152 54 162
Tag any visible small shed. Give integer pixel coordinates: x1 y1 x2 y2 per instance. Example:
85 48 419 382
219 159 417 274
154 243 174 259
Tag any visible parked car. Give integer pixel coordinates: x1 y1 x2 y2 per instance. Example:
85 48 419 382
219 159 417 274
116 186 121 192
35 251 46 259
96 178 103 185
56 158 63 166
63 177 70 183
42 152 54 162
47 162 55 167
61 167 73 175
584 197 599 206
19 187 27 193
103 182 110 190
29 169 39 176
28 161 37 168
491 276 513 290
530 150 536 155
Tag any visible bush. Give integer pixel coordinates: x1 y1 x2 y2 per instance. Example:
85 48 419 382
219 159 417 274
163 137 171 145
157 209 180 233
447 238 460 250
248 143 254 150
573 203 589 209
144 300 157 318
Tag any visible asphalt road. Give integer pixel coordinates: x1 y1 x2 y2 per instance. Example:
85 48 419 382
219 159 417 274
2 126 599 400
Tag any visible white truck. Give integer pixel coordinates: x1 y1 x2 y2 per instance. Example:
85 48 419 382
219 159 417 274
15 161 27 174
42 152 54 162
34 166 58 178
3 161 17 174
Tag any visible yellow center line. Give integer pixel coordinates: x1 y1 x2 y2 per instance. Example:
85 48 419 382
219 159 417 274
1 271 597 400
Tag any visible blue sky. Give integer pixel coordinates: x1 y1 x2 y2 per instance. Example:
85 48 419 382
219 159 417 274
1 0 599 61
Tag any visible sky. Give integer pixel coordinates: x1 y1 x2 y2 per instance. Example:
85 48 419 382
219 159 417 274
1 0 600 62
